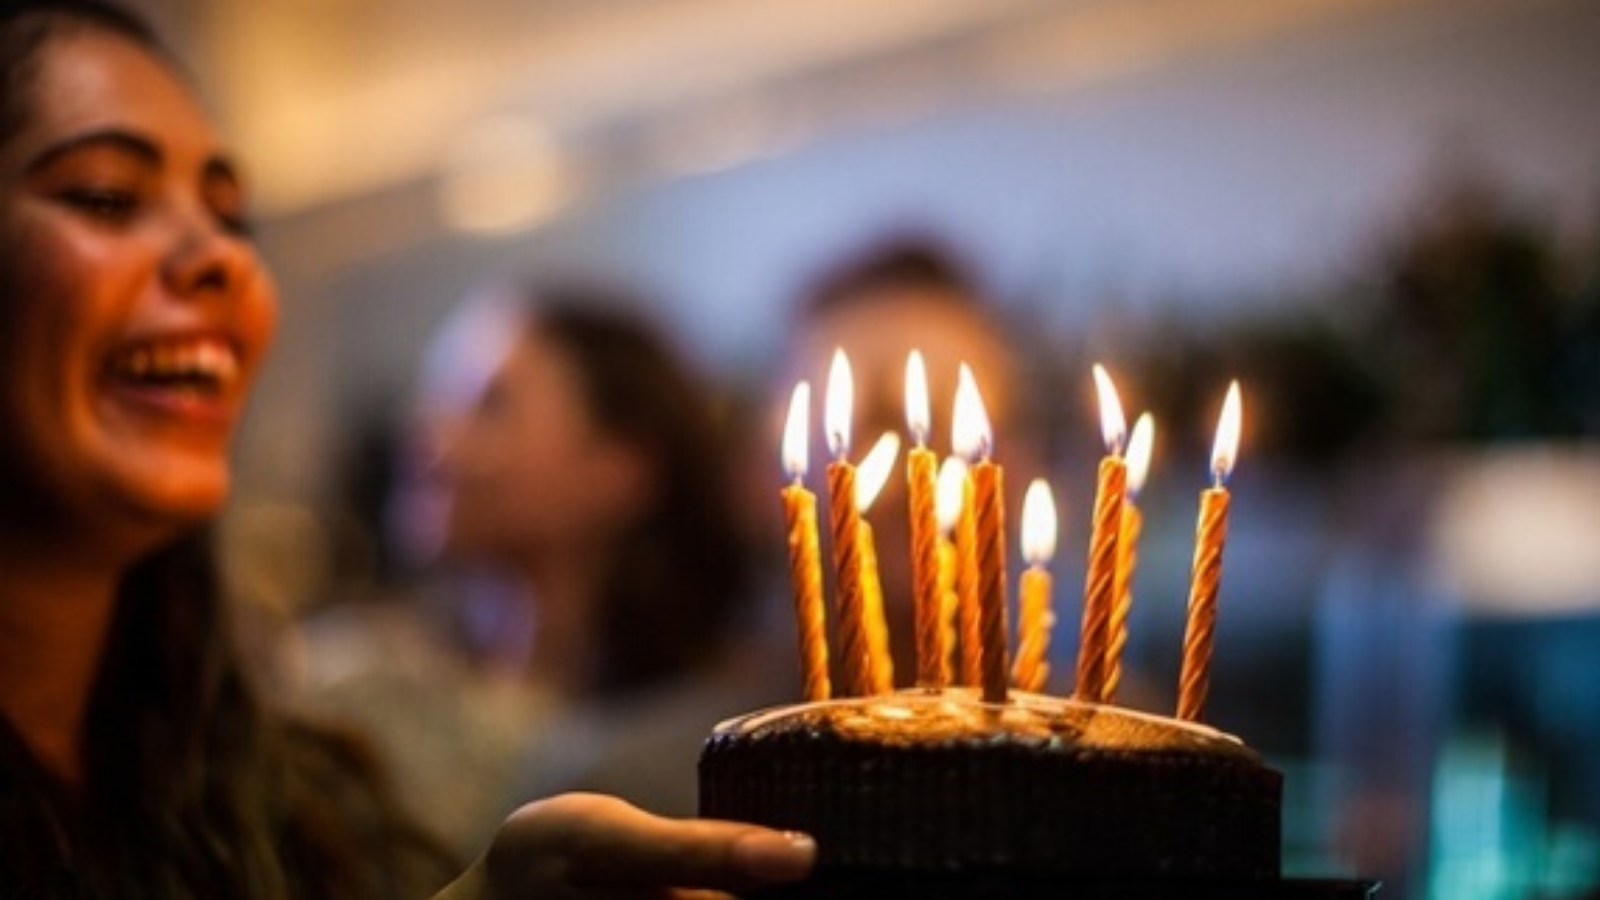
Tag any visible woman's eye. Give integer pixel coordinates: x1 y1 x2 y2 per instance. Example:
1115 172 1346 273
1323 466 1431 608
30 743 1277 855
61 186 139 223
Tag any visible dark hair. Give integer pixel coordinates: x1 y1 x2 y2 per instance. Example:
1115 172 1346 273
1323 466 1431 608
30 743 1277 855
527 289 754 695
799 234 985 321
0 4 458 897
0 0 170 145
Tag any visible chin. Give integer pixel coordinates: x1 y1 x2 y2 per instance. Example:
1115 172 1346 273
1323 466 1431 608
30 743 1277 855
130 466 232 526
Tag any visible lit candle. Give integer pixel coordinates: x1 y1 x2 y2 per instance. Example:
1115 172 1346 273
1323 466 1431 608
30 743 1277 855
954 364 1008 704
780 381 830 702
936 456 970 687
1076 364 1127 703
856 431 901 695
1012 479 1058 693
1103 411 1154 704
1177 381 1242 723
824 349 871 697
905 350 944 689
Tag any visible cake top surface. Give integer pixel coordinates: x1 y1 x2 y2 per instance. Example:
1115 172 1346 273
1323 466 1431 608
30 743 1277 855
712 688 1261 763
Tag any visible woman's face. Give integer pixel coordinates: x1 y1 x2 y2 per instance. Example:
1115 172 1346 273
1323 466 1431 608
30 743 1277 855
0 27 277 545
437 328 649 563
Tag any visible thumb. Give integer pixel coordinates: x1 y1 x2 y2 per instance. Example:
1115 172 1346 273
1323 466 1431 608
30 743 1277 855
492 794 816 893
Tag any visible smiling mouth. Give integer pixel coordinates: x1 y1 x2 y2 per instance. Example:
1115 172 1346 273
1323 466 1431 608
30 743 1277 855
108 338 241 397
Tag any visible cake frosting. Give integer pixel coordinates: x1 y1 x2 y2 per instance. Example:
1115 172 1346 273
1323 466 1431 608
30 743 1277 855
700 688 1283 896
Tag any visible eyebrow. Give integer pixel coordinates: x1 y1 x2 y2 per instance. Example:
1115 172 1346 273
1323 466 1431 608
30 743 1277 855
26 127 242 186
27 128 161 173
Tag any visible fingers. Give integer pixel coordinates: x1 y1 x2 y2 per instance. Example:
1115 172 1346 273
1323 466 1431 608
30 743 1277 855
496 793 815 894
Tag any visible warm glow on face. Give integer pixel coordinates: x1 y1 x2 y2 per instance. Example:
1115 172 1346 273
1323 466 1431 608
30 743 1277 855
855 432 902 513
825 348 853 460
935 456 969 534
1021 478 1058 566
782 381 810 480
1092 364 1128 456
1211 381 1243 485
951 363 992 462
1125 412 1155 497
905 350 931 446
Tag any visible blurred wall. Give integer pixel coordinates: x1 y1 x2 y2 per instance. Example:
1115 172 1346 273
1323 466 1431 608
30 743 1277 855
231 0 1600 510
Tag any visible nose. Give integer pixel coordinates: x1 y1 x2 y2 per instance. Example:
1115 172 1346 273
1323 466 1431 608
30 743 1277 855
162 206 254 300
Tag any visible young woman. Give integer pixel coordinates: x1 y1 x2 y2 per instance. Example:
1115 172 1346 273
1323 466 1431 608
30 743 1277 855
0 2 813 897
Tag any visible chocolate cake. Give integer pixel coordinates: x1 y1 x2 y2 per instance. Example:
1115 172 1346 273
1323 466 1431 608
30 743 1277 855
700 689 1367 899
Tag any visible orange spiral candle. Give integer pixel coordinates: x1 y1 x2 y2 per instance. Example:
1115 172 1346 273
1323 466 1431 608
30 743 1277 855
1104 502 1140 702
1178 382 1242 723
824 349 871 697
1104 412 1154 704
955 365 1008 704
1076 364 1127 703
905 351 944 689
973 458 1008 704
780 383 830 701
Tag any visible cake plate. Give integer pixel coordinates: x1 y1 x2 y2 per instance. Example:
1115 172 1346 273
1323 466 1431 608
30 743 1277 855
750 872 1379 899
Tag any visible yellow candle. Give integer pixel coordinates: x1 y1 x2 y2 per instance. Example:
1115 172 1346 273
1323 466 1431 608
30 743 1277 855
780 382 830 701
859 524 893 694
1012 479 1058 693
1076 364 1127 703
824 349 870 697
955 365 1008 704
935 457 967 687
955 473 981 687
855 432 901 695
1104 412 1154 704
938 542 958 685
905 351 944 689
1178 381 1242 723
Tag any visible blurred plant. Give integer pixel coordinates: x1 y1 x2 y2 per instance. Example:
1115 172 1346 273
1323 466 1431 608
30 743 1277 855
1129 175 1600 464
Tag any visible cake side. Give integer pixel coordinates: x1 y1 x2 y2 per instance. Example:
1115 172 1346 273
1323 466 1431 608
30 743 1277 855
699 689 1282 882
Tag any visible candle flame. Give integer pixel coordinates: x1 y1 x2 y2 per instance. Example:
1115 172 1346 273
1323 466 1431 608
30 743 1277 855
905 350 931 446
1021 478 1058 566
951 363 992 462
935 456 969 534
1211 380 1243 486
855 431 901 513
825 348 853 459
1126 412 1156 498
782 381 810 480
1092 364 1128 456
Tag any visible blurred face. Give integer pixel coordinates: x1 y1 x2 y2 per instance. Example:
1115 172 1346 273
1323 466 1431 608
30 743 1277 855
0 28 277 550
438 328 647 564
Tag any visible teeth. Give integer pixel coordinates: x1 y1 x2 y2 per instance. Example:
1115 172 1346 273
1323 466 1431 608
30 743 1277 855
113 339 239 389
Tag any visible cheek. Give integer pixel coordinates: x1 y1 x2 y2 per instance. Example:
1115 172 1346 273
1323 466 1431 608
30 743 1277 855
240 266 280 366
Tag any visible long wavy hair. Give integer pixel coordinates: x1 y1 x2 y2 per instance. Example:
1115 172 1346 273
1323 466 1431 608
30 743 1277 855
0 4 456 897
524 291 756 696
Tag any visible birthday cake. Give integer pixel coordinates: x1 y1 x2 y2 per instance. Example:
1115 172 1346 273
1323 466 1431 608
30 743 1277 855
712 367 1373 897
699 688 1287 898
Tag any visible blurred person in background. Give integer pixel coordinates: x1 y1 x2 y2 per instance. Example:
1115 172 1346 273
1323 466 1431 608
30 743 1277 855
300 280 793 852
0 1 814 896
780 235 1051 688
